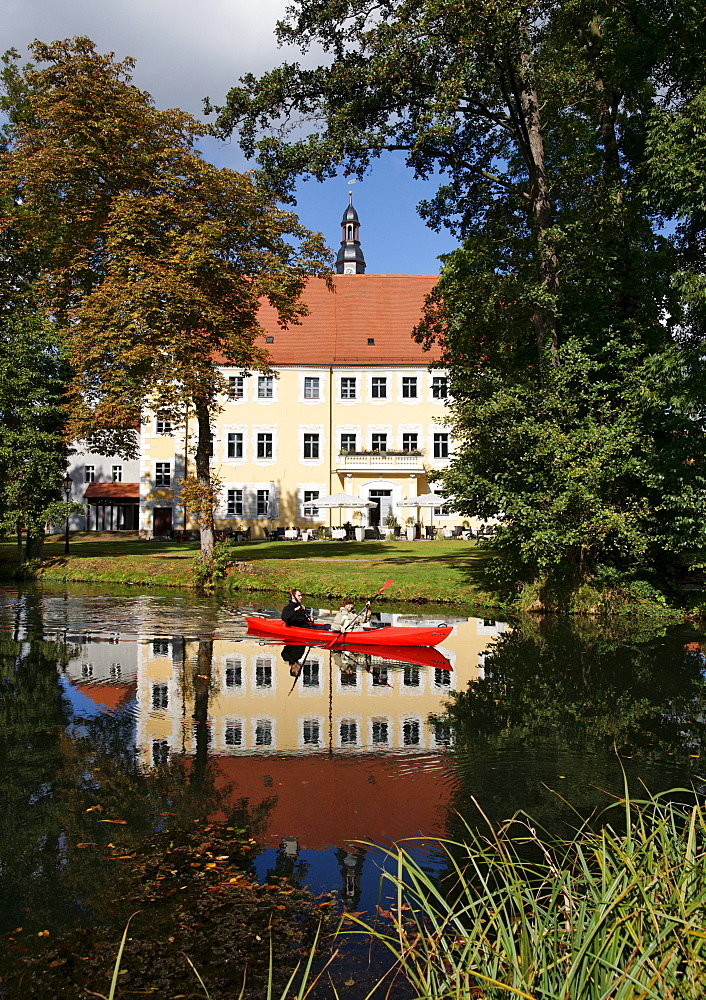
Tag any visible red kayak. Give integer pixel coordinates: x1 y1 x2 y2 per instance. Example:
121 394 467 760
244 616 452 648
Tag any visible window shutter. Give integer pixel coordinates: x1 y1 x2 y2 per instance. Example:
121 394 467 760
270 482 280 518
243 486 258 519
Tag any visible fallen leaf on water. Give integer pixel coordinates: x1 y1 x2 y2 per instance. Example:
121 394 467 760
113 853 136 860
215 855 229 861
84 805 103 813
76 843 97 849
98 819 128 825
49 959 67 968
345 979 356 987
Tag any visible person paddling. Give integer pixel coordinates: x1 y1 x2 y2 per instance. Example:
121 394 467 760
281 588 311 627
331 597 360 633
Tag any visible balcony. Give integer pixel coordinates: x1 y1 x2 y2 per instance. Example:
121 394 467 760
335 450 426 473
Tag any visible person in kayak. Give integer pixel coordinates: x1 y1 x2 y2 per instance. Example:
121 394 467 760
281 588 312 627
331 597 358 633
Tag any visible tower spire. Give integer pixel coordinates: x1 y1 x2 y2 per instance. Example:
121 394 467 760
335 193 366 274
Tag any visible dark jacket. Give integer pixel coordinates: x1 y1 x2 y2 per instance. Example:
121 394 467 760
281 600 311 627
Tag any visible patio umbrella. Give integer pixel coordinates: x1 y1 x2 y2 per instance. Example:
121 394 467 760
314 492 378 529
315 492 378 508
398 492 450 530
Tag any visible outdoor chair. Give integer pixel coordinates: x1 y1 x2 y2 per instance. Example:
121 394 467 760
425 525 437 540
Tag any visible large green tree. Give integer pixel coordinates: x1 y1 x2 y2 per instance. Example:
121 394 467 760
1 38 332 558
214 0 706 601
0 306 78 561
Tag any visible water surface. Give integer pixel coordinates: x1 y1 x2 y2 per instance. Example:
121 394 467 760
1 583 705 991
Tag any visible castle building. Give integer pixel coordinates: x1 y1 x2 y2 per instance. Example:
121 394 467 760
67 198 454 538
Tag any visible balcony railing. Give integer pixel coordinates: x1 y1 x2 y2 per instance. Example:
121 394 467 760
336 450 425 470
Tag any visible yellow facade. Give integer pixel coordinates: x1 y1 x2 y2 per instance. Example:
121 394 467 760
139 363 456 537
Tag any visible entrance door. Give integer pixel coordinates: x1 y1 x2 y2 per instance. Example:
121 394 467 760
368 490 392 527
153 507 173 537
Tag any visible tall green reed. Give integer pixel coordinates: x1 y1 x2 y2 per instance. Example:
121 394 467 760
347 786 706 1000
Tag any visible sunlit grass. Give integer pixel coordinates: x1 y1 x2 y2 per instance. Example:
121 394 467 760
346 785 706 1000
0 534 497 606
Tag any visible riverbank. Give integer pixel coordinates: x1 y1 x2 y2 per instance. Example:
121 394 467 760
0 532 499 607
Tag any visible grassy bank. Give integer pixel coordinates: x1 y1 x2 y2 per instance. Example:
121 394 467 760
0 532 498 607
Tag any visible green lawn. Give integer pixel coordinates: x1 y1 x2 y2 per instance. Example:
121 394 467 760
0 532 499 607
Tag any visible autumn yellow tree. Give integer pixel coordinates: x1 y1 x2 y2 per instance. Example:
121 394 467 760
1 38 331 558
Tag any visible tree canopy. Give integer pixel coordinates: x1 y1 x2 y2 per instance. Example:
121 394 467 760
214 0 706 601
1 38 332 557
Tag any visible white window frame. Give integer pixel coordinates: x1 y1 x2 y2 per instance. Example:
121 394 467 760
299 714 324 748
401 375 418 399
227 375 245 401
223 716 244 749
155 461 171 487
112 465 122 483
227 488 244 516
84 465 95 484
227 432 244 460
371 432 388 453
402 432 418 453
433 433 449 459
257 375 275 401
252 716 276 749
303 376 321 400
256 488 270 517
340 376 357 400
302 488 321 518
431 375 449 400
256 432 273 460
254 426 277 465
371 375 387 400
155 413 173 435
340 432 357 453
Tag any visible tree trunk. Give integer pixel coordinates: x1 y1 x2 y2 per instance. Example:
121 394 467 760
25 528 45 561
517 23 560 367
16 522 24 566
191 639 213 790
194 397 214 560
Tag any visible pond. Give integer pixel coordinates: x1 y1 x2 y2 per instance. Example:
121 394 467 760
1 582 705 997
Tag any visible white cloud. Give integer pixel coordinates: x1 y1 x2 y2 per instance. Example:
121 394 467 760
5 0 305 115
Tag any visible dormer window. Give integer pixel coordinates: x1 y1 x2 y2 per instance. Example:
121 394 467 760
367 338 375 345
265 336 274 343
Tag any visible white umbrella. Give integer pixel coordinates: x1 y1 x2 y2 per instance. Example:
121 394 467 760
314 492 378 530
399 492 450 531
315 492 378 509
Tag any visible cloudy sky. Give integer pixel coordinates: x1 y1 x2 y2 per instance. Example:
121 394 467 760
6 0 456 273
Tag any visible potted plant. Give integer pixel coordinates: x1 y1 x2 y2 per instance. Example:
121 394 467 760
352 509 365 542
384 511 400 539
405 516 416 541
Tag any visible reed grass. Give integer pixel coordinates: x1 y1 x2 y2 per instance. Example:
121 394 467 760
347 785 706 1000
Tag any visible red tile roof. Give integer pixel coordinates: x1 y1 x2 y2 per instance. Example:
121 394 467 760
252 275 441 366
74 680 137 712
84 483 140 500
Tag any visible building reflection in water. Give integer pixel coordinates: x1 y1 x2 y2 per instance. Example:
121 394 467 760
61 614 506 901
